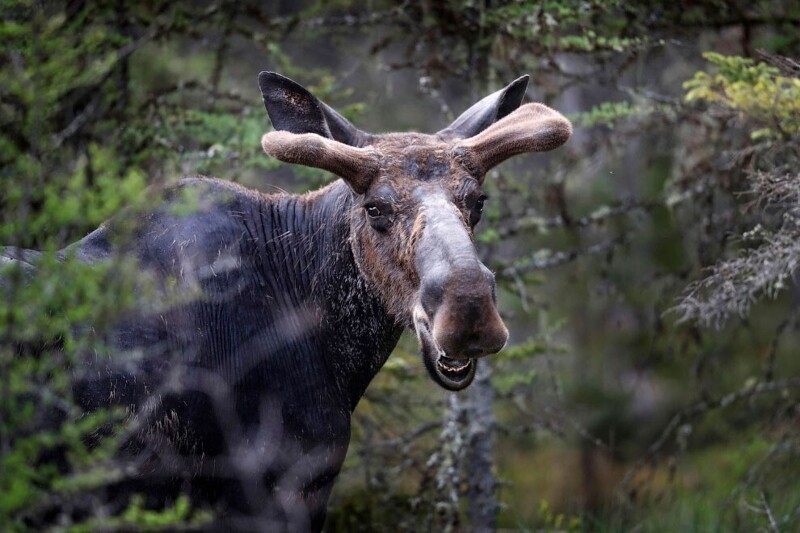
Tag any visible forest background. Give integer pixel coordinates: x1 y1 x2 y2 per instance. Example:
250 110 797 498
1 0 800 530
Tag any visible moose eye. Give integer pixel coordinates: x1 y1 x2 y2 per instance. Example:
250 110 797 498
468 194 488 227
363 201 393 232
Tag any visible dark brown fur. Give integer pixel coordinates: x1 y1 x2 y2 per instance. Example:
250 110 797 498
347 134 473 323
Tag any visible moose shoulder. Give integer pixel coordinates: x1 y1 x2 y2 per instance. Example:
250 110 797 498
23 72 571 530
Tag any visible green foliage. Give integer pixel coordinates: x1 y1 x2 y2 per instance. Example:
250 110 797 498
67 495 213 532
476 227 500 244
485 0 642 54
685 52 800 139
571 101 648 128
0 409 124 518
536 498 582 531
0 1 224 528
325 488 419 533
676 53 800 326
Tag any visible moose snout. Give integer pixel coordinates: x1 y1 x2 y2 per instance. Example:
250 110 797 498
421 265 509 358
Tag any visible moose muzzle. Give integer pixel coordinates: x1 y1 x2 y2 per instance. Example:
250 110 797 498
412 194 509 391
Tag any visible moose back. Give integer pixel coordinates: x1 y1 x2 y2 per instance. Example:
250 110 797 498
7 72 571 530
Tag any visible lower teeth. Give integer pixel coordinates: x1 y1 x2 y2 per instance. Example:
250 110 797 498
437 358 470 373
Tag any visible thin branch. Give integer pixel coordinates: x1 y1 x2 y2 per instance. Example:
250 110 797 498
503 394 611 452
51 4 223 148
52 100 98 148
497 180 710 239
760 491 780 533
358 421 439 450
498 235 627 279
619 378 800 495
755 49 800 77
764 312 795 381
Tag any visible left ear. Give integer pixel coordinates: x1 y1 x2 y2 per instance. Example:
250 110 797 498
437 75 529 140
258 71 369 147
453 103 572 177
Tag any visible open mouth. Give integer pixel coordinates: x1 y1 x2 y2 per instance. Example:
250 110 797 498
413 306 476 391
436 355 473 381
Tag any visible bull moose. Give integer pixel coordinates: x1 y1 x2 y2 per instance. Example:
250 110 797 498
4 72 571 530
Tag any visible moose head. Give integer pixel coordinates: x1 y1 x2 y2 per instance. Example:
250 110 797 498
259 72 571 391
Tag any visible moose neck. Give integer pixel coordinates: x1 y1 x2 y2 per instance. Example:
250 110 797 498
252 179 403 411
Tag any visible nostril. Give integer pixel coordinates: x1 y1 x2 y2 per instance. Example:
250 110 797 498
420 276 446 317
462 346 484 358
488 336 507 355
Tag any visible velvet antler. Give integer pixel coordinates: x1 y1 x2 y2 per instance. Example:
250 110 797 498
261 131 380 194
454 103 572 178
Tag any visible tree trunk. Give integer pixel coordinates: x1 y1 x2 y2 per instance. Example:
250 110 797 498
465 359 498 531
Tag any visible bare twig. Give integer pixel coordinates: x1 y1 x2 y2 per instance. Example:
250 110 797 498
619 378 800 495
358 421 439 450
51 4 223 148
756 49 800 77
497 180 710 239
760 491 780 533
498 235 627 279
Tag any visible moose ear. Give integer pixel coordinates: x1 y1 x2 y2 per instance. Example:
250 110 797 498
258 71 367 147
454 103 572 178
438 75 529 140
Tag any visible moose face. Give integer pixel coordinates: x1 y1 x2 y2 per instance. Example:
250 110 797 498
349 137 507 390
259 72 571 391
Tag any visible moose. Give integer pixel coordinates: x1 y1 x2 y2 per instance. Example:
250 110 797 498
4 72 571 530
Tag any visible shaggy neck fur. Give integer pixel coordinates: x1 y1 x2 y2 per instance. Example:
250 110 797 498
248 178 404 410
67 177 403 529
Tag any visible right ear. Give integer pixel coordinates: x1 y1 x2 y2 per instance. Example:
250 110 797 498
258 71 369 147
437 75 529 140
